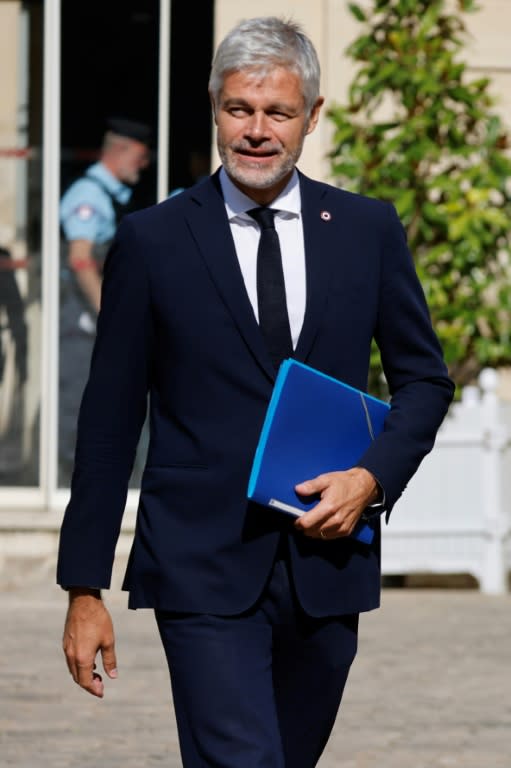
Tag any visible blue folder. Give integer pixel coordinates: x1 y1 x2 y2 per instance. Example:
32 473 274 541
247 359 390 544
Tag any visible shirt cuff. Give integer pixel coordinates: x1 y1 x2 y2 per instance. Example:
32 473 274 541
361 480 386 519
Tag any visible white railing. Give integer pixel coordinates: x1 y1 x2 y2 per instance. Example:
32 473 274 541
382 368 511 594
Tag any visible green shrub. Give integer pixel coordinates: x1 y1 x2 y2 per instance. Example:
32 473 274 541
328 0 511 394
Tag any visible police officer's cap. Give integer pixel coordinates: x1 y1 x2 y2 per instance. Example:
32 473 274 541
106 117 152 146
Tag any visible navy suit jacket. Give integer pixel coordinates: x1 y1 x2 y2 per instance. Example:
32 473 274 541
56 169 454 616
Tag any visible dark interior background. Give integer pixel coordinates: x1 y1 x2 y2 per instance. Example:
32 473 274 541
60 0 214 208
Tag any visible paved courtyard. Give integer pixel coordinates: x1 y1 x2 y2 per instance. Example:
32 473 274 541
2 577 510 767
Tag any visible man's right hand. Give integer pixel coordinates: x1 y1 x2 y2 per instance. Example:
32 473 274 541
62 587 118 698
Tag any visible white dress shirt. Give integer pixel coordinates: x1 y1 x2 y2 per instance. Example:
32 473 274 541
219 167 306 349
218 169 385 509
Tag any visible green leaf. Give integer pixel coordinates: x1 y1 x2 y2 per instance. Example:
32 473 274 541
348 3 367 22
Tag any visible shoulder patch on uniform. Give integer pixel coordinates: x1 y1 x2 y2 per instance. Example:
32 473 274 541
74 204 97 221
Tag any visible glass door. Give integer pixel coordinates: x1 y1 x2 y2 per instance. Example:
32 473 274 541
0 0 43 497
57 0 161 490
0 0 214 514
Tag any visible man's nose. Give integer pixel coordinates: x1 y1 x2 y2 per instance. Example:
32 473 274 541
244 112 269 139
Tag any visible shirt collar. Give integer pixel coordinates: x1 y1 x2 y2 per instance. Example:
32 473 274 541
219 167 301 222
86 162 132 203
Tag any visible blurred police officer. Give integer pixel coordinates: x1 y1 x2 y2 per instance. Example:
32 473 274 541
59 118 151 482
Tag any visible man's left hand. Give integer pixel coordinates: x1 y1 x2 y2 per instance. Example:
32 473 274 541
293 467 378 540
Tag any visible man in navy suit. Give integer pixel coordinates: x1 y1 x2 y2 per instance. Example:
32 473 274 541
57 16 454 768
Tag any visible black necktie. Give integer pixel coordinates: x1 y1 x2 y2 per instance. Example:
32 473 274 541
248 207 293 370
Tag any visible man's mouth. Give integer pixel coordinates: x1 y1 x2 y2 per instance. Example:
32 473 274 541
235 146 280 158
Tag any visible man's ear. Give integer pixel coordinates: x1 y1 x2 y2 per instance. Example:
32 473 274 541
209 92 218 125
306 97 325 135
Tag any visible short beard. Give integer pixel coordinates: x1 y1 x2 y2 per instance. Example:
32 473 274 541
218 144 301 191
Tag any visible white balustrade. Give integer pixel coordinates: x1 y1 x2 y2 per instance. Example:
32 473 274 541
382 368 511 593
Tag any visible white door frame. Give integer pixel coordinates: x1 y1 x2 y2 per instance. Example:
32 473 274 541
0 0 171 516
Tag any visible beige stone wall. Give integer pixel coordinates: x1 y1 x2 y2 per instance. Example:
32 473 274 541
465 0 511 123
214 0 511 182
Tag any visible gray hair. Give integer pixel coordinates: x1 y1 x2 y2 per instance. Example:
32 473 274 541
208 16 321 117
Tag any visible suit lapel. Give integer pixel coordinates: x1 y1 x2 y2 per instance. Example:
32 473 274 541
185 172 276 380
184 171 337 377
294 173 335 362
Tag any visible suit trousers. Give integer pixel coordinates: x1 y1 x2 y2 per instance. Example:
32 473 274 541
155 545 359 768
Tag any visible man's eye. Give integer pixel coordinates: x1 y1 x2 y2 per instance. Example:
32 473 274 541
229 107 249 117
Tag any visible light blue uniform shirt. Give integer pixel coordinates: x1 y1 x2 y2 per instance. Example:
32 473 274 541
59 162 132 244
